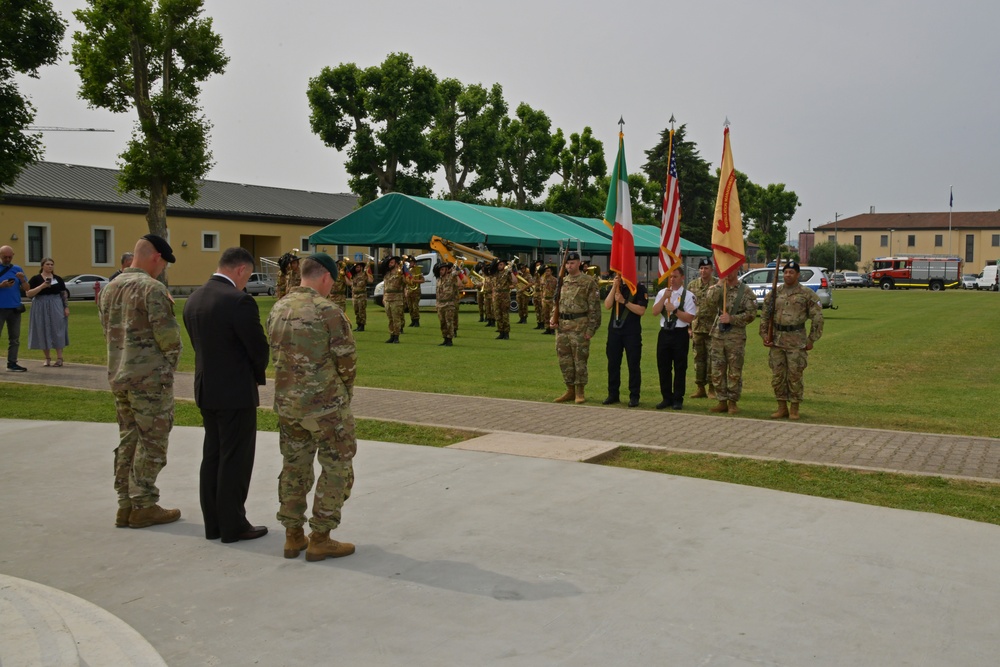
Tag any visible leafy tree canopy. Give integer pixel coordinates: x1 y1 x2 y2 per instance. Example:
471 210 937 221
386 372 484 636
308 52 440 205
543 126 606 218
484 102 560 209
0 0 66 188
738 176 800 263
809 241 859 272
72 0 228 238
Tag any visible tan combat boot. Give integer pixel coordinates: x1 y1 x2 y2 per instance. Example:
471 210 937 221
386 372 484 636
789 403 800 420
690 385 707 399
554 384 576 403
115 506 131 528
129 504 181 528
770 400 789 419
305 531 356 561
709 400 728 413
574 385 586 404
284 527 308 559
727 400 740 414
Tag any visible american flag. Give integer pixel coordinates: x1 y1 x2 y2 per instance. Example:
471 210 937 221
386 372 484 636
659 130 682 280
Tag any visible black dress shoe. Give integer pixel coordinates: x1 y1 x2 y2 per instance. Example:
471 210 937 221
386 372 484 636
628 398 639 408
655 400 671 410
221 525 268 543
602 396 620 405
672 401 684 410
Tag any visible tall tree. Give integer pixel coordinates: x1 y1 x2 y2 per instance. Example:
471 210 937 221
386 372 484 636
809 241 859 272
429 79 506 202
72 0 228 241
307 52 440 205
544 126 605 218
481 102 560 209
0 0 66 189
642 124 717 249
740 179 800 263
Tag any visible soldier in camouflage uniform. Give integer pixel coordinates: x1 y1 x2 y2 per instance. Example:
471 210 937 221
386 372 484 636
267 253 357 561
434 261 462 346
552 252 602 403
760 261 823 420
350 262 372 332
98 235 182 529
687 258 715 398
516 264 531 324
404 256 424 327
327 258 349 313
482 265 495 326
532 260 545 329
275 253 300 300
380 256 404 343
700 272 757 414
493 258 514 339
540 266 558 334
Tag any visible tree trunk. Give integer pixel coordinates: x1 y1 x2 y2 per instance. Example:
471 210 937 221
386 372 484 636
146 176 169 285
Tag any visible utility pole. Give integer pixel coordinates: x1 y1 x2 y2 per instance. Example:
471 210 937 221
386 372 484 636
833 212 840 273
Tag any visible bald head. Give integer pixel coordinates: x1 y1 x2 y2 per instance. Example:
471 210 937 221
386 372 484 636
0 246 13 265
131 239 167 277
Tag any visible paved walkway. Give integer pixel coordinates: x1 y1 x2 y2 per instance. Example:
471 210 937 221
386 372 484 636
7 359 1000 481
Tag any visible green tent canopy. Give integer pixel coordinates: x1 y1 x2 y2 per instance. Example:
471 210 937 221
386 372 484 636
310 192 710 257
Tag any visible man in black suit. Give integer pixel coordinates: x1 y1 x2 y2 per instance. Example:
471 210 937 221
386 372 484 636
183 248 270 543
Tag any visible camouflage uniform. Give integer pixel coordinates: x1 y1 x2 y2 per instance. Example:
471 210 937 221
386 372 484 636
267 286 357 533
382 266 405 336
701 281 756 402
760 283 823 403
555 272 602 385
98 268 182 510
405 266 423 325
686 275 714 389
436 271 463 340
516 274 530 322
493 268 514 335
541 273 558 332
275 263 300 300
327 266 349 313
351 269 372 327
482 274 495 322
533 270 544 328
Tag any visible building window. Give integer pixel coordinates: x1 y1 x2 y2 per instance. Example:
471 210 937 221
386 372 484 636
25 223 50 264
992 234 1000 247
827 235 835 244
966 235 975 263
92 227 113 265
907 235 915 247
202 232 219 251
853 235 861 258
880 235 888 248
300 237 311 252
934 234 942 247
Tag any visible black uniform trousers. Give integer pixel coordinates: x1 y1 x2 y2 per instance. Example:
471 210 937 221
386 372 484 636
606 329 642 400
656 325 690 404
200 407 258 540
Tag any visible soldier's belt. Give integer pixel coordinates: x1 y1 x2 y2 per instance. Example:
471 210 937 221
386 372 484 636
384 289 403 294
775 324 805 332
559 312 588 320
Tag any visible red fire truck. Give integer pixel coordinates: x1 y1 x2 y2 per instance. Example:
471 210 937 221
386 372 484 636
869 256 962 291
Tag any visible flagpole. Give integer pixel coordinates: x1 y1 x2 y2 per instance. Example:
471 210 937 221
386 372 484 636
949 185 953 257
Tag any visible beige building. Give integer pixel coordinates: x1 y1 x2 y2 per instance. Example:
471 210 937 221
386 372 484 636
812 212 1000 274
0 162 358 287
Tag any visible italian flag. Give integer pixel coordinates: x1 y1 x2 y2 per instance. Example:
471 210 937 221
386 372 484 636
605 131 637 293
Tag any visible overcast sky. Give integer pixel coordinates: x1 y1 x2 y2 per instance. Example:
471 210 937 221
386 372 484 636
17 0 1000 237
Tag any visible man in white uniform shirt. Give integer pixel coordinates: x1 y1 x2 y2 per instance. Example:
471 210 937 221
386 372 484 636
651 267 697 410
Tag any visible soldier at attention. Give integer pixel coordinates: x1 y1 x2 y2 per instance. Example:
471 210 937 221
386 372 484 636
350 262 372 332
700 270 756 414
686 258 715 399
551 251 602 404
266 253 357 561
760 261 823 420
98 234 182 529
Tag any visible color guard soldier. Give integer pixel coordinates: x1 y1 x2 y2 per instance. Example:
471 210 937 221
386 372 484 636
701 271 756 414
552 252 601 404
687 258 715 398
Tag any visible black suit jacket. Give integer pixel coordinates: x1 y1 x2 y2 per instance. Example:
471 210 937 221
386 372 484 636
183 275 269 410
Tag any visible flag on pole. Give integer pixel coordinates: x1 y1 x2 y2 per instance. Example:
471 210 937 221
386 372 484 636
659 129 682 281
950 186 953 209
605 131 637 293
711 126 745 278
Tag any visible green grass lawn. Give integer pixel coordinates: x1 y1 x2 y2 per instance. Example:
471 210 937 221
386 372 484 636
28 287 1000 437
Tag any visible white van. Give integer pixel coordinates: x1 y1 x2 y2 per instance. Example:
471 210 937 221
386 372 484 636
974 265 998 291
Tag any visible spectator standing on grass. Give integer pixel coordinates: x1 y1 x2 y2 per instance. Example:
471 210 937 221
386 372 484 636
26 258 69 367
0 245 30 372
108 251 134 281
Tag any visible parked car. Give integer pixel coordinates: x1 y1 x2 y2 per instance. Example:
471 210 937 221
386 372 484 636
843 271 864 287
740 266 834 308
62 274 109 300
245 272 275 296
831 272 848 288
860 273 874 288
962 274 978 289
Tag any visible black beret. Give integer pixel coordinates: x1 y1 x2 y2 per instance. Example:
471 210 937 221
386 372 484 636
784 260 801 273
141 234 175 263
698 257 712 268
566 251 581 261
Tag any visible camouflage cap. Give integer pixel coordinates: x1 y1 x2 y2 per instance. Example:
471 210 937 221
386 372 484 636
308 252 338 277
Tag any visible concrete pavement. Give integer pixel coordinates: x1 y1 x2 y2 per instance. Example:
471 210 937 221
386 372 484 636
2 419 1000 666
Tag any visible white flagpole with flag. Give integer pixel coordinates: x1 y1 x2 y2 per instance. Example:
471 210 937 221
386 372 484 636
659 120 682 283
605 124 637 293
711 123 746 278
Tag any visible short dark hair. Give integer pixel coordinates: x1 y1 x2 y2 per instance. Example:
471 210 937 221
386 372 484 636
218 247 255 270
672 267 685 277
